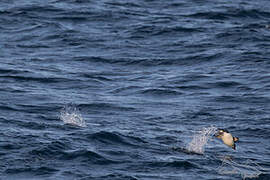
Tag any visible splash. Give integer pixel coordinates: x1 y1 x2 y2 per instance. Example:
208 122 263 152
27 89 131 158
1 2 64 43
218 157 266 179
60 104 86 127
186 126 217 154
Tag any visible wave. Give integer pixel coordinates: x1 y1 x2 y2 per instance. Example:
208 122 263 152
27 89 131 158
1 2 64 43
78 102 137 112
29 140 70 157
186 9 270 20
71 54 222 67
0 74 70 83
28 140 113 164
0 143 22 151
144 160 198 169
111 85 141 95
140 88 182 96
87 131 146 147
213 95 270 104
5 166 58 176
0 68 29 75
239 127 270 138
61 149 114 164
82 173 138 180
127 24 202 38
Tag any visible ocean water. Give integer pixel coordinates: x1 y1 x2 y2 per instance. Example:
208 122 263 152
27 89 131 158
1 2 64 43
0 0 270 179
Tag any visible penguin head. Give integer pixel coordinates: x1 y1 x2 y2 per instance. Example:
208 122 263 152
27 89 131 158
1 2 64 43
215 129 229 139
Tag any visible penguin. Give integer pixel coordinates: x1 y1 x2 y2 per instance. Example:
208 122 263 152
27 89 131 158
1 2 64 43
215 129 239 150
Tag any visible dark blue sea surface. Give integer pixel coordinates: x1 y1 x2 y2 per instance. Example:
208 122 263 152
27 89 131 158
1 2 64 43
1 0 270 179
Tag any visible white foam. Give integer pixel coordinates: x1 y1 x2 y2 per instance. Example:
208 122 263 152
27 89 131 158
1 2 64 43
60 104 86 127
186 126 217 154
218 157 265 179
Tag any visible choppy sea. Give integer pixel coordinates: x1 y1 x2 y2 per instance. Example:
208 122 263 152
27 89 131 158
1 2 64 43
1 0 270 179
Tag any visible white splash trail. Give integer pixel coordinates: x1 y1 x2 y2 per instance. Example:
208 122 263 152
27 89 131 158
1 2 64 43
218 157 266 180
186 126 217 154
